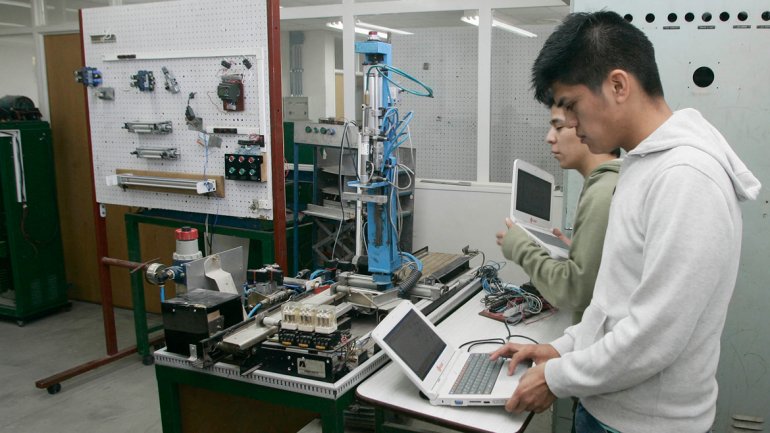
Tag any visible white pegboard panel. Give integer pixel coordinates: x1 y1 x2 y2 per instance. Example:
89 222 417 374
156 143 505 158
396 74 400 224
391 27 479 182
81 0 273 219
490 25 562 187
391 25 562 186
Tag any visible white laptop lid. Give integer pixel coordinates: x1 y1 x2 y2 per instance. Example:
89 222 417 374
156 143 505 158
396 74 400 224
510 159 554 231
370 301 457 401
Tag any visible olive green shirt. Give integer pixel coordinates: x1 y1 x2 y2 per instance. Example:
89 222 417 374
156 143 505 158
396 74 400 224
501 160 621 323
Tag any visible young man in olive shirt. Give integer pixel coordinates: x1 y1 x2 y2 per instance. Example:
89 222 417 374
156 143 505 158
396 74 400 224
496 105 620 324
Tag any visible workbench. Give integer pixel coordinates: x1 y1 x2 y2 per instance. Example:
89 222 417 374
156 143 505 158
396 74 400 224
356 290 571 432
152 279 481 433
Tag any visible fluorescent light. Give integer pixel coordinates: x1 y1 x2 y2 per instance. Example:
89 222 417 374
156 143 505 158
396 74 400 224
326 21 388 39
492 20 538 38
0 22 26 27
460 15 480 26
0 1 30 7
0 1 78 12
461 14 537 38
355 20 413 36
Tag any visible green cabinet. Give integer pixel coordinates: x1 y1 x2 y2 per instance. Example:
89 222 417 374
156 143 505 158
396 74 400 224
0 121 68 324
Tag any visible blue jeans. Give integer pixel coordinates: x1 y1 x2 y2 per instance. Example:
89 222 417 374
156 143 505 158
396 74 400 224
574 402 618 433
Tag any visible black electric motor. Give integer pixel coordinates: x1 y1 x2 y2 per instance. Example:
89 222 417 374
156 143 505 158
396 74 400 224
0 95 42 121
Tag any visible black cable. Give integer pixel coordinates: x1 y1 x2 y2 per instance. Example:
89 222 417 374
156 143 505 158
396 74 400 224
459 338 506 351
331 122 349 260
343 122 360 181
8 132 59 254
503 313 540 344
458 330 539 353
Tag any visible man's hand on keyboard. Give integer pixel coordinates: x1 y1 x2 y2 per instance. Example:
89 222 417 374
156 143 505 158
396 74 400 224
489 343 560 376
505 363 556 414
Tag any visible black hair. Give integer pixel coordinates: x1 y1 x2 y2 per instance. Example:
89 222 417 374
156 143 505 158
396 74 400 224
532 11 664 105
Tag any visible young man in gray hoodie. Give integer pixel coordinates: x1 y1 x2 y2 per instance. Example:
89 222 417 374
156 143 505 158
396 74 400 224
490 11 761 433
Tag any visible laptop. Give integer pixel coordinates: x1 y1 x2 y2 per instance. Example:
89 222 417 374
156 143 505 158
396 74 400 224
510 159 569 259
370 300 527 406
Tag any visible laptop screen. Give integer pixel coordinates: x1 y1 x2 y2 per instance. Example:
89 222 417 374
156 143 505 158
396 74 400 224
516 169 551 221
383 309 446 380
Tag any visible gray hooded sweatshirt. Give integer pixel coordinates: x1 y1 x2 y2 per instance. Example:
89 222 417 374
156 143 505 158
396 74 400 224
544 108 761 433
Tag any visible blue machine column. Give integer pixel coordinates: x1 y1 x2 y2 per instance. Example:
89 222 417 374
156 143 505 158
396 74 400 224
355 34 399 289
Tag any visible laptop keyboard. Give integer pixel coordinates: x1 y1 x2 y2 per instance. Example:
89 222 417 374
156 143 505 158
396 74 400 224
449 353 504 395
528 229 569 249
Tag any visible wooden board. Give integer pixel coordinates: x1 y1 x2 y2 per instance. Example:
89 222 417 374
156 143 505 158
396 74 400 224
179 384 319 433
44 33 101 304
104 204 178 313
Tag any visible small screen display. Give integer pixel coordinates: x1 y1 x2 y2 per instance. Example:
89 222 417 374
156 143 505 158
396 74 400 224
383 309 446 380
516 170 551 221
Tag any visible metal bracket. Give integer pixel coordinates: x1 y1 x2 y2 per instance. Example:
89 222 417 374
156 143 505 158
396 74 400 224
203 254 239 295
89 34 116 43
161 66 180 94
95 87 115 100
342 192 388 204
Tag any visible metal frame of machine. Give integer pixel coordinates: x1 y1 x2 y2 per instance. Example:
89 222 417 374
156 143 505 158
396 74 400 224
347 33 434 291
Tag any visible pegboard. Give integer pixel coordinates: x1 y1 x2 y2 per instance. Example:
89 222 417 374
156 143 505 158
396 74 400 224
80 0 273 219
490 25 561 186
391 27 479 182
391 25 561 186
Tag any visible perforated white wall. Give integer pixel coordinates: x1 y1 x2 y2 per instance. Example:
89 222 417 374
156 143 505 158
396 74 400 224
391 27 479 182
81 0 273 219
391 25 561 186
490 25 561 186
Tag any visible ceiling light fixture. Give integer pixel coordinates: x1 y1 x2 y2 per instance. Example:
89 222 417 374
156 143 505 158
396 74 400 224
326 21 388 38
355 20 413 35
0 0 30 7
461 14 537 38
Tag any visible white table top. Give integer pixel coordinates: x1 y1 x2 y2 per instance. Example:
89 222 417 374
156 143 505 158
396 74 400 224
356 290 572 433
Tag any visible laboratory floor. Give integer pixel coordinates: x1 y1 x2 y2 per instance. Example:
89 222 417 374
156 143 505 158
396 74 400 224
0 301 554 433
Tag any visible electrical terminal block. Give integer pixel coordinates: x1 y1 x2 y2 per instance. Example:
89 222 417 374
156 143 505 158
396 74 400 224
296 332 314 348
278 329 297 346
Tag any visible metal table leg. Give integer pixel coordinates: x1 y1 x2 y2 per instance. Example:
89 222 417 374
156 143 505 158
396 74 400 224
125 213 152 365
